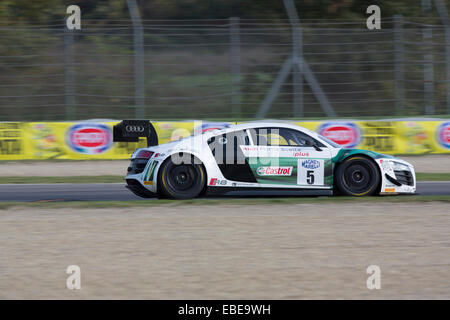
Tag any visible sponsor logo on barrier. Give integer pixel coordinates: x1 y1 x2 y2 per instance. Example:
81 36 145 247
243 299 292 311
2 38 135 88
301 159 321 169
257 166 292 176
436 122 450 149
318 122 361 148
0 122 23 156
67 123 112 154
195 122 230 134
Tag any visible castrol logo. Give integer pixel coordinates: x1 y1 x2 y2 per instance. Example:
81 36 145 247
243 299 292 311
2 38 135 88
257 166 292 176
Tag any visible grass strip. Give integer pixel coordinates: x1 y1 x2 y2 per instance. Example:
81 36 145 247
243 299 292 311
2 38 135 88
0 175 124 184
0 195 449 210
0 173 449 184
415 173 450 181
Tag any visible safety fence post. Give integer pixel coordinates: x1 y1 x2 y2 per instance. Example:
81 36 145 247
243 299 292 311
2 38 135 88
394 15 404 116
229 17 241 119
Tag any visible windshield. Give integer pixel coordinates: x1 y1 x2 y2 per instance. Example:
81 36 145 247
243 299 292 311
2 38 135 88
317 133 341 148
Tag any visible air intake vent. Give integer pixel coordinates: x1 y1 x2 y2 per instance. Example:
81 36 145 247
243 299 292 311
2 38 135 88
394 170 414 186
128 159 148 174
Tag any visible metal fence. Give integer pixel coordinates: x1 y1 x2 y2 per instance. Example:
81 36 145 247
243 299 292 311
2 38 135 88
1 17 450 121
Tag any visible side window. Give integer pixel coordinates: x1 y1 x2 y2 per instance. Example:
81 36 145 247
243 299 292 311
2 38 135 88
229 130 250 146
248 127 325 147
207 129 249 165
208 130 249 146
282 129 311 146
248 128 287 146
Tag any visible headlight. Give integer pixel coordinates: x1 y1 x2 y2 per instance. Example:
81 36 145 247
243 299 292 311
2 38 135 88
392 161 410 171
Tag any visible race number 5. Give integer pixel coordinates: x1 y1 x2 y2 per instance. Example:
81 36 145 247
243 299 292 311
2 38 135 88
297 159 324 186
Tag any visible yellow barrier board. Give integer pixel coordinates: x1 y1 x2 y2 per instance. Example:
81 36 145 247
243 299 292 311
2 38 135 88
0 122 29 160
296 120 450 155
0 120 448 160
25 121 195 160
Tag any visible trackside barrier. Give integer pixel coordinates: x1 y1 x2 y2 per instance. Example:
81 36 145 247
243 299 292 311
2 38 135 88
0 120 448 160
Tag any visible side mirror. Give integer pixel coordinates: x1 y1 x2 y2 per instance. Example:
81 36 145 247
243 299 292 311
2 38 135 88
306 140 322 152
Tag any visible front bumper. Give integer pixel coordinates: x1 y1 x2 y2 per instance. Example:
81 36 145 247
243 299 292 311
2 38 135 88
377 158 416 194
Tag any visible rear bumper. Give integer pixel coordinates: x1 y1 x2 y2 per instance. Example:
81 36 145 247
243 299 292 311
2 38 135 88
127 158 149 175
126 179 156 198
124 157 160 196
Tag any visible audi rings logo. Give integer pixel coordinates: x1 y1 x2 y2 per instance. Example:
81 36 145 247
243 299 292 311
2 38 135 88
125 125 145 133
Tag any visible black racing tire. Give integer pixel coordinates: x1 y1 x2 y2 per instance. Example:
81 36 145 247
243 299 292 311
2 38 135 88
335 156 380 196
158 155 206 199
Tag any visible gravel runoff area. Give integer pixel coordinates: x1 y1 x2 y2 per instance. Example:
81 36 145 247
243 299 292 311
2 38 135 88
0 155 448 177
1 202 449 299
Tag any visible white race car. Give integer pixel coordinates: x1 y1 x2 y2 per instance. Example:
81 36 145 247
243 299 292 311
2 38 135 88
113 120 416 199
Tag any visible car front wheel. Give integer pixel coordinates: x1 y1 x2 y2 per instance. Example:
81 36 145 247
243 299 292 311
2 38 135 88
335 156 380 196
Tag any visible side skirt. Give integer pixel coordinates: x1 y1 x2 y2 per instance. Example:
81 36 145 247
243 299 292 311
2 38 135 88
206 186 333 197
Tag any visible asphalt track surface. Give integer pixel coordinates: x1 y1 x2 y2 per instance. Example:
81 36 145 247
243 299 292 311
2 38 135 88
0 181 449 202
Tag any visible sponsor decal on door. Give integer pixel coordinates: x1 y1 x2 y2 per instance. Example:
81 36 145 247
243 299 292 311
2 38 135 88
257 166 293 176
297 159 324 186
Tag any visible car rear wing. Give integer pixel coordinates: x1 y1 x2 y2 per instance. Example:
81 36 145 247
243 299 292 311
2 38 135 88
113 120 158 147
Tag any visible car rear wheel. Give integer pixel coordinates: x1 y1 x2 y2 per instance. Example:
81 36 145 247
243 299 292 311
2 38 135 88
335 156 380 196
158 155 206 199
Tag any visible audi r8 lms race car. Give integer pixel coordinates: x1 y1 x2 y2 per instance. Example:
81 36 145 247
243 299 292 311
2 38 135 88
113 120 416 199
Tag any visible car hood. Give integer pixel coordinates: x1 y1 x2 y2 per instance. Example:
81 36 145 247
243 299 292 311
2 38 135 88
332 148 398 162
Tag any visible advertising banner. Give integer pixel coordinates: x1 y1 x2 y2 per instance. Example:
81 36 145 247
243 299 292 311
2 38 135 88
0 122 29 160
0 120 448 160
296 120 450 155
